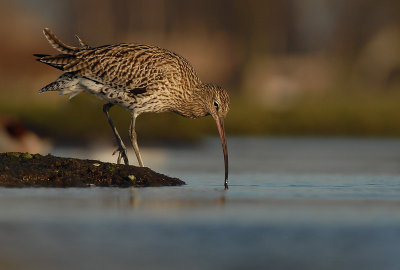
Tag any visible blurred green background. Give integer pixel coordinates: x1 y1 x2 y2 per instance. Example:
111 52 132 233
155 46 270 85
1 0 400 151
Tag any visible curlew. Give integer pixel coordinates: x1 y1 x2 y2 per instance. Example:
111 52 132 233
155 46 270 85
34 28 230 188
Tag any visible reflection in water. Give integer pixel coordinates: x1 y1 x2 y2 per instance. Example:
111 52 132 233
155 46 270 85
99 187 228 211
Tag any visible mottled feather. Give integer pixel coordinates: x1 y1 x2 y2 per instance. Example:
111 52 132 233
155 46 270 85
43 28 79 54
35 28 229 117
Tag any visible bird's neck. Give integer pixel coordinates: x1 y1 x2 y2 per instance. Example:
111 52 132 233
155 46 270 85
174 86 208 119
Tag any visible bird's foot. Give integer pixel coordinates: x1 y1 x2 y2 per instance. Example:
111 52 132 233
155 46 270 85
112 147 129 165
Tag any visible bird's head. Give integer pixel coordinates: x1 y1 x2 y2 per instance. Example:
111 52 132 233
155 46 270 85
200 83 230 120
198 83 230 188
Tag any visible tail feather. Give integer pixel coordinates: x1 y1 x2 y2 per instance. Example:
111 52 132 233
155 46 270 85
35 54 76 70
39 73 75 93
43 28 79 54
35 29 91 71
36 29 89 99
75 35 89 49
39 73 83 99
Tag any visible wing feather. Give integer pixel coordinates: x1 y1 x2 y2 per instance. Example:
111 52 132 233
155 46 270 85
63 44 199 92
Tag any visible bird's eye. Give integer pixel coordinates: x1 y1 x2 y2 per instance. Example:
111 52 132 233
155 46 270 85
214 101 219 110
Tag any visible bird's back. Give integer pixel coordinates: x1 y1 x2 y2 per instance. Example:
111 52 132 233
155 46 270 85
73 44 200 91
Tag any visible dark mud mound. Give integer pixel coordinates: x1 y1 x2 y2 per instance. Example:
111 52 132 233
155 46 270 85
0 152 185 187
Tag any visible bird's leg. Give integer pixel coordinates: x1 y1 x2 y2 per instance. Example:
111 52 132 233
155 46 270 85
129 114 144 167
102 103 129 165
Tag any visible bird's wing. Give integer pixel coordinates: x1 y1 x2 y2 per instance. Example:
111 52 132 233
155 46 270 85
64 44 190 93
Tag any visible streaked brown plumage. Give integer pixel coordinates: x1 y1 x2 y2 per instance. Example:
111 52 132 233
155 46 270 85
35 28 230 188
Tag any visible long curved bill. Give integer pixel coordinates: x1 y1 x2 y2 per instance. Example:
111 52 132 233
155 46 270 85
215 117 229 189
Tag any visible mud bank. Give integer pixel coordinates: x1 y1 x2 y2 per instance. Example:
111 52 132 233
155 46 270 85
0 152 185 187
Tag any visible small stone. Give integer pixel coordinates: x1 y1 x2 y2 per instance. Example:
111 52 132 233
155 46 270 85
93 163 101 167
128 175 136 182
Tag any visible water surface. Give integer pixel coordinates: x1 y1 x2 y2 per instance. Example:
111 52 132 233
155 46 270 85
1 137 400 270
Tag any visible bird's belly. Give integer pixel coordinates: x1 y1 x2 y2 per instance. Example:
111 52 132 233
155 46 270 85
78 78 133 110
127 93 172 114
